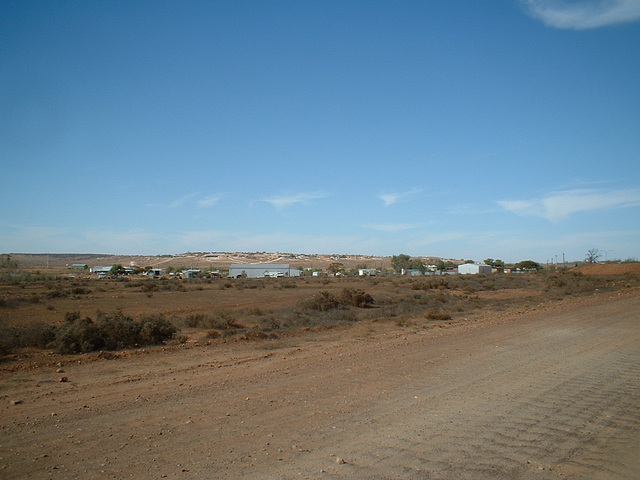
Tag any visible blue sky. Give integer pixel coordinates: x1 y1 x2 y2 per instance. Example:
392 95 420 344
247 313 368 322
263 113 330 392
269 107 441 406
1 0 639 263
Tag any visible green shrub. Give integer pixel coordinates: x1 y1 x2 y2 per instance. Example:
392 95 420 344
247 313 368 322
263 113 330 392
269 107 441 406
138 314 178 344
52 312 178 354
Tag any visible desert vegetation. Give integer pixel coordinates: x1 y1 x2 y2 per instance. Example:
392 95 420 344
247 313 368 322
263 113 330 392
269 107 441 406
1 264 639 358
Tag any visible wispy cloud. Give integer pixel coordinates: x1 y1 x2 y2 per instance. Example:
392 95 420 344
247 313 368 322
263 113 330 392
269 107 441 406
379 188 422 207
362 223 420 232
148 193 214 209
197 194 223 207
169 193 197 208
498 188 640 221
522 0 640 29
263 191 328 209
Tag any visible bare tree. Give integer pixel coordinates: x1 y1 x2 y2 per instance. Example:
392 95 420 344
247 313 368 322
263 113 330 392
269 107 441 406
585 248 601 264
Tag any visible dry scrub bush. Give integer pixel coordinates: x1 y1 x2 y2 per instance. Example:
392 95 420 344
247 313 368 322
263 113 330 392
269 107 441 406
275 308 359 329
180 312 244 336
235 279 264 290
425 310 453 320
140 282 160 292
0 312 177 355
542 271 640 298
302 288 374 311
303 291 340 311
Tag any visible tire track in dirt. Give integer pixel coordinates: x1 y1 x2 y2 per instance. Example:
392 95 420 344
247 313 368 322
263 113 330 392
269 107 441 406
255 295 640 479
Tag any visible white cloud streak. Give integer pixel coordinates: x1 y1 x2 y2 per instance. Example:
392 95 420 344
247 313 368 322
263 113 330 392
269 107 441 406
379 188 422 207
522 0 640 29
197 194 223 207
362 223 420 232
262 191 328 209
169 193 197 208
498 188 640 221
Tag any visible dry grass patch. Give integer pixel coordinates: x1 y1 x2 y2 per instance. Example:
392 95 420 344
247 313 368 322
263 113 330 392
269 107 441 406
1 267 639 358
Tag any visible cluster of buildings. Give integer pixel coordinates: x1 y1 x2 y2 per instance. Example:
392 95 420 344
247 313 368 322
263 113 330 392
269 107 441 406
75 261 516 279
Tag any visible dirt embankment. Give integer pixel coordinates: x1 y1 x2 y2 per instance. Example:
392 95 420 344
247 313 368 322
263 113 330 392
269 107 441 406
2 290 639 479
571 262 640 276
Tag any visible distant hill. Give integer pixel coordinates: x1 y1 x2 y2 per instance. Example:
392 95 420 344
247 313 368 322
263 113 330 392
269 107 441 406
5 252 405 271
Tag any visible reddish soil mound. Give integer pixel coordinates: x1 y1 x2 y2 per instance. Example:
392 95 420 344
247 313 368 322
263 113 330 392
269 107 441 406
572 262 640 275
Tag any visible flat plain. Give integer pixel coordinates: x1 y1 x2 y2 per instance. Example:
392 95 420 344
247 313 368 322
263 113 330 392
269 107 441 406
1 260 639 479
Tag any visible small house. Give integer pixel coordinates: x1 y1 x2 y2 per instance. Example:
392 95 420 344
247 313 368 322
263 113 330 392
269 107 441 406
145 268 163 278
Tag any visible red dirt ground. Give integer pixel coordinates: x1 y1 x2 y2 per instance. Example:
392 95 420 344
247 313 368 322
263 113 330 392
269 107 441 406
572 263 640 275
2 289 639 479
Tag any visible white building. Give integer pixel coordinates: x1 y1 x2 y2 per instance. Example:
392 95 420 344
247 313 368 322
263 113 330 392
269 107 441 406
358 268 377 276
90 266 113 275
145 268 163 278
179 269 201 279
229 264 301 278
458 263 492 275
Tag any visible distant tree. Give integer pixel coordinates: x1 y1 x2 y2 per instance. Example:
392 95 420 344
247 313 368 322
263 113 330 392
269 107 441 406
515 260 542 271
391 254 412 273
411 258 426 273
327 262 345 275
109 264 125 276
437 260 455 271
585 249 601 264
484 258 505 267
1 254 18 270
0 254 19 278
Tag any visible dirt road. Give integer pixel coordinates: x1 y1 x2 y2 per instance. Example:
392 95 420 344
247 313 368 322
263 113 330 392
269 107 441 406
2 291 639 479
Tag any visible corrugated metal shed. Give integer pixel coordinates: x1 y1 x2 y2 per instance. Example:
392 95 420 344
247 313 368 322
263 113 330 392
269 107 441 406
90 266 113 274
458 263 492 274
229 264 301 278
